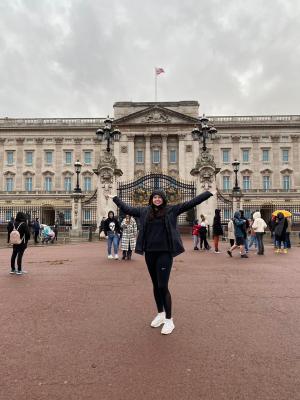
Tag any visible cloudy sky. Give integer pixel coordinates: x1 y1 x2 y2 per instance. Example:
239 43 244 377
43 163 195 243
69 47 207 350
0 0 299 118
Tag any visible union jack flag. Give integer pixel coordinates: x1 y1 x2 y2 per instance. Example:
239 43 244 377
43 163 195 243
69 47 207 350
155 67 165 75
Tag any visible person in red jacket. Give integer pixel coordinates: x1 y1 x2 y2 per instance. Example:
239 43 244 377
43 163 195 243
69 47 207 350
192 219 201 250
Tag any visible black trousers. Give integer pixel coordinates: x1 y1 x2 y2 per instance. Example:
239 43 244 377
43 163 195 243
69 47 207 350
34 231 39 243
199 233 210 249
145 251 173 319
11 243 27 271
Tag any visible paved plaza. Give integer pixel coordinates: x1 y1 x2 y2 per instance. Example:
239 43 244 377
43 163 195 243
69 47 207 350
0 237 299 400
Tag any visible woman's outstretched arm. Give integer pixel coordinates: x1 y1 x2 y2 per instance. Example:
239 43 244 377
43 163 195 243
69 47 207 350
108 194 142 218
172 190 215 216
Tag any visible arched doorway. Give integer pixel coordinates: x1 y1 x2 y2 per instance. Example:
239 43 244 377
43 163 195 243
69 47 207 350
41 206 55 226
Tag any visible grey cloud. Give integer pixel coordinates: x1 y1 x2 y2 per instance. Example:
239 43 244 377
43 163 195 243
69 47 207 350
0 0 299 117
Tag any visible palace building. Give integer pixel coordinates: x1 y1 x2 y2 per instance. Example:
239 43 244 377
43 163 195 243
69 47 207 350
1 101 300 227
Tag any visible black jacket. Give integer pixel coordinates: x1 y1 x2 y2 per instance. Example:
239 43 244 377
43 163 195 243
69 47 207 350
212 210 223 236
104 217 121 236
113 191 213 257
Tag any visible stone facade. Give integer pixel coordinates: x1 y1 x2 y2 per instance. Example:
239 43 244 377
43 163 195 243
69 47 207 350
0 102 300 226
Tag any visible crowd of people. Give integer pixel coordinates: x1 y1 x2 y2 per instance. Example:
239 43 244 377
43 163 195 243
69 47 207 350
192 209 292 258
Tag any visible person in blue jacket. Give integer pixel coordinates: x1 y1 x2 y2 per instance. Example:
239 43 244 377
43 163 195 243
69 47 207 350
227 211 248 258
108 188 215 335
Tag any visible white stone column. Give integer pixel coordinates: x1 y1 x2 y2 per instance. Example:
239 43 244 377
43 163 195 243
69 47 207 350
161 134 168 174
127 135 135 180
145 136 151 172
35 138 44 189
178 134 185 179
271 135 280 189
71 193 84 236
194 174 217 227
16 138 25 190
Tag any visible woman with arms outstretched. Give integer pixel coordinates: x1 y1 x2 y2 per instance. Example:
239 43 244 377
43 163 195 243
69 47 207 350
108 188 215 335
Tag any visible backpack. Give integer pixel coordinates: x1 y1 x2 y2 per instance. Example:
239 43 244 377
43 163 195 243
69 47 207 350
9 223 24 245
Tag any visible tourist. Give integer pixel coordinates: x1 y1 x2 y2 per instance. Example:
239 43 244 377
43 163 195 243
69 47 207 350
274 212 288 253
212 209 223 253
8 212 30 275
239 210 249 253
99 216 106 240
53 220 59 241
104 211 121 259
285 216 292 249
120 215 137 260
32 218 40 244
227 218 235 247
199 214 210 250
109 189 215 335
248 217 257 251
192 219 201 250
251 212 267 255
41 224 55 244
227 211 248 258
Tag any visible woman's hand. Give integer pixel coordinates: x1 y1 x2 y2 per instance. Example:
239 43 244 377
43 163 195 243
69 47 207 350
210 189 217 196
107 194 117 199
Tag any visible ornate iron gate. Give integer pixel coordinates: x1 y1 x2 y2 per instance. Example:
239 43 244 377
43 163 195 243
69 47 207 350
117 173 196 225
81 189 98 226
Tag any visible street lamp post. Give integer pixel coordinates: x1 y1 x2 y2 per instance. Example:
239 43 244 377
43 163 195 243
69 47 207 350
232 159 240 191
191 115 217 151
74 159 82 193
96 117 121 152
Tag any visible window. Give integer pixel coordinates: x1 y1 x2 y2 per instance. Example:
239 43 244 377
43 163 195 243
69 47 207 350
6 151 14 165
84 151 92 164
65 151 72 165
136 149 144 164
243 176 250 190
169 149 177 163
84 176 92 191
263 176 271 190
44 176 52 191
222 150 230 163
25 177 33 191
84 209 91 221
63 209 71 223
152 149 160 164
25 151 33 165
64 177 72 192
6 177 14 192
5 210 13 221
283 175 290 191
262 149 269 162
45 151 53 165
222 176 230 190
242 149 249 162
282 149 289 162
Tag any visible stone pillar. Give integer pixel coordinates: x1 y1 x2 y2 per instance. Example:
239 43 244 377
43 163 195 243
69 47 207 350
35 138 44 189
178 134 186 179
0 138 5 190
71 193 85 236
190 150 219 226
271 135 280 188
291 135 299 188
55 138 63 189
145 136 151 172
127 135 135 180
161 134 168 174
16 138 25 190
231 190 243 212
94 151 123 228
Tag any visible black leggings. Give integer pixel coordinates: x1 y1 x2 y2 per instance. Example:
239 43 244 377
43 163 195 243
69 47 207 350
145 251 173 319
11 243 27 271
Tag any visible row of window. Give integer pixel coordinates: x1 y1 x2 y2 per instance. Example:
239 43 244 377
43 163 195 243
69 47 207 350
135 149 177 164
5 176 93 192
222 148 290 163
3 209 94 223
4 151 92 166
222 175 291 190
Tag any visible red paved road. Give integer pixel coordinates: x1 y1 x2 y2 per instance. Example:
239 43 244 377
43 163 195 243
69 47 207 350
0 238 299 400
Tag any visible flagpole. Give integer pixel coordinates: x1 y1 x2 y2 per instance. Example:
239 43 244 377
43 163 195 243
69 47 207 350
154 68 157 102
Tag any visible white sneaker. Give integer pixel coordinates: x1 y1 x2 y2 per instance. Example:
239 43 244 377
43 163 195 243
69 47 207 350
107 255 113 259
150 312 166 328
114 254 119 260
161 318 175 335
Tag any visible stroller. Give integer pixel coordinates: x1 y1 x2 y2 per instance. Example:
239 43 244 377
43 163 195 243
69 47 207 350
41 224 55 244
